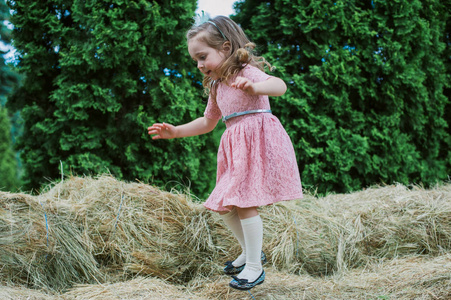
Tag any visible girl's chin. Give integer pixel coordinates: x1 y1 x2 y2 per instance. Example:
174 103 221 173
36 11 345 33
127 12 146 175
203 70 220 80
209 73 220 80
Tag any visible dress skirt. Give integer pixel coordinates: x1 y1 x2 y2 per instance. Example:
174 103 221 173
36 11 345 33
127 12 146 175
203 113 303 212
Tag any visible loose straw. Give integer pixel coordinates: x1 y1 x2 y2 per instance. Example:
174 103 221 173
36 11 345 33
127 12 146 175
39 201 49 258
113 189 125 232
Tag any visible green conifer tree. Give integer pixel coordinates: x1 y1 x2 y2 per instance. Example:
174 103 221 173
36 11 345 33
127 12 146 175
234 0 450 193
443 0 451 167
0 107 18 191
7 0 218 197
0 0 19 191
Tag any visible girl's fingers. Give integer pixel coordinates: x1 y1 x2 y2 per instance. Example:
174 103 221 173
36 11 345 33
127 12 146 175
148 123 163 131
232 77 252 90
148 122 176 139
242 81 251 90
231 77 243 87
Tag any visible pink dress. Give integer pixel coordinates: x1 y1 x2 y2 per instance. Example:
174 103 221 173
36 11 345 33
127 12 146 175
203 65 303 212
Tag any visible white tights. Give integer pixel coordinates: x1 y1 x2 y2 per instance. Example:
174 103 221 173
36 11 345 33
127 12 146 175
221 210 263 282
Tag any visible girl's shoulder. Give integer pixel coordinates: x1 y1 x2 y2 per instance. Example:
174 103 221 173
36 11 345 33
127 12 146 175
241 64 263 74
241 64 273 82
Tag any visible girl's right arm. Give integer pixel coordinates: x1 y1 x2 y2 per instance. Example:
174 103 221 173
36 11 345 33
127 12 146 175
148 116 218 140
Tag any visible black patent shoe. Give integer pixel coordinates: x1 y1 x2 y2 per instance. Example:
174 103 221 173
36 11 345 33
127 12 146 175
223 251 267 275
229 270 265 290
223 261 245 275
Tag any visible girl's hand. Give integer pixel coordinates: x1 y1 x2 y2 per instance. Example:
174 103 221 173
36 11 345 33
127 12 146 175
148 122 177 139
231 76 258 95
231 76 287 97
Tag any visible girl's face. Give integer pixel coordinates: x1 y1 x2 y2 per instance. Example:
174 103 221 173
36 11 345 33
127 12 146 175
188 37 227 81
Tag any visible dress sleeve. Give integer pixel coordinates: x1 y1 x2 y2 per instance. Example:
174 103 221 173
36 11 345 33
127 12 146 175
242 65 273 83
203 95 222 120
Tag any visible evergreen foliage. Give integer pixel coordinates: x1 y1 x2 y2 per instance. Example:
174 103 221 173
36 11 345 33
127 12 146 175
5 0 450 197
234 0 451 193
0 0 17 104
6 0 218 197
444 1 451 164
0 107 18 191
0 0 19 191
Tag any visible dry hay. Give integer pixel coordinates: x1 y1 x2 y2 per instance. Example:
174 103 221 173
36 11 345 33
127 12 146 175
0 191 103 291
3 254 450 299
0 284 60 300
260 182 451 276
63 276 205 300
1 175 450 296
191 254 451 300
1 175 226 291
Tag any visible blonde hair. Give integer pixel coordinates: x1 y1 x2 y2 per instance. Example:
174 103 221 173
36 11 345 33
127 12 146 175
186 16 273 97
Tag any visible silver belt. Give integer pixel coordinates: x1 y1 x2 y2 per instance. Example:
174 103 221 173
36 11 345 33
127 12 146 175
222 109 272 122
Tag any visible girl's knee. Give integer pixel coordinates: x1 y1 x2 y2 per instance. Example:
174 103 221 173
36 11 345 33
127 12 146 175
236 207 258 219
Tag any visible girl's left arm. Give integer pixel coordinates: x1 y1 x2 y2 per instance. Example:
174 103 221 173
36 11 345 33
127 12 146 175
231 76 287 97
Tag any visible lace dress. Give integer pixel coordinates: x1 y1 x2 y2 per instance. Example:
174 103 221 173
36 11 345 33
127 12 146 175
203 65 303 212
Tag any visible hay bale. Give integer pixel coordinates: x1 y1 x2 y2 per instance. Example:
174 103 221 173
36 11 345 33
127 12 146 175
261 197 353 275
1 175 450 293
191 254 451 300
63 276 205 300
4 254 450 299
40 175 226 283
328 254 451 300
260 183 451 275
0 191 102 291
1 175 230 291
0 284 60 300
323 183 451 258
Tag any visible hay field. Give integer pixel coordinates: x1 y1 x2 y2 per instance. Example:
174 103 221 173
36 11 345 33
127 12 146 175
1 175 450 299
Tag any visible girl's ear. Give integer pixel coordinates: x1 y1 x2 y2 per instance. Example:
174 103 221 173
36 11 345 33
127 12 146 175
222 41 232 53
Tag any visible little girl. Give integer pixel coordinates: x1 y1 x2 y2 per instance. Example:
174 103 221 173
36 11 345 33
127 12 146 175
148 16 303 290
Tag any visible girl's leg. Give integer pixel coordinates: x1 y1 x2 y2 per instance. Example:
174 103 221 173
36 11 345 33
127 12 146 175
235 207 259 219
219 208 247 266
235 207 264 282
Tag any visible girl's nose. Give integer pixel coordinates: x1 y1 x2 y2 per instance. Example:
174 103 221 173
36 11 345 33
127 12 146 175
197 62 203 70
